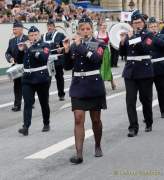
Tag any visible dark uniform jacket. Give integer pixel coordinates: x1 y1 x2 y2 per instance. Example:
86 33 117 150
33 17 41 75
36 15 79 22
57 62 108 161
151 32 164 76
21 39 50 84
64 37 106 98
43 31 65 66
5 34 28 64
120 28 154 79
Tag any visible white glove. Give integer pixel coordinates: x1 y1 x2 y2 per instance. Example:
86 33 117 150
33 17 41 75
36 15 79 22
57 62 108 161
10 58 15 64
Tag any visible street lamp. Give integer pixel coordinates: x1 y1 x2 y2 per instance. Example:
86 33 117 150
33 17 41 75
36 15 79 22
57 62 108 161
128 0 135 11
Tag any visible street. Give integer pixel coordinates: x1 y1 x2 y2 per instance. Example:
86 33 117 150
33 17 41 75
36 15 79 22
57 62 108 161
0 61 164 180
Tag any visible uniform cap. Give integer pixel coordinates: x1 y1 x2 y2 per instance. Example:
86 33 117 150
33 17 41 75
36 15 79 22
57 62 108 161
148 17 157 24
28 26 39 33
131 10 145 22
78 15 93 26
13 20 23 28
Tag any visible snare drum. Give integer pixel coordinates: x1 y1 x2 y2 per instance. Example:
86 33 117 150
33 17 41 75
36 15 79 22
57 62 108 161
48 54 59 62
47 54 62 76
6 64 24 80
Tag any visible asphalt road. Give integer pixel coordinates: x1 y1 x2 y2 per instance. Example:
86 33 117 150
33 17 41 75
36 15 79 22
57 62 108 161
0 61 164 180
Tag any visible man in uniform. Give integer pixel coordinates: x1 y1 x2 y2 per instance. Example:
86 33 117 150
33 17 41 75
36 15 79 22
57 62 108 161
43 19 65 101
5 20 28 112
148 17 164 118
18 26 51 136
120 11 154 137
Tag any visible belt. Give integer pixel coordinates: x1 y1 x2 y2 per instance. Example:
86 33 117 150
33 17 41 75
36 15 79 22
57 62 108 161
151 57 164 63
74 70 100 77
127 55 151 61
24 66 47 73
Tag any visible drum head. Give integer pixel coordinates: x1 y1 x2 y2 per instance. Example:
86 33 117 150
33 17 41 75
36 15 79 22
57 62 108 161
109 23 131 50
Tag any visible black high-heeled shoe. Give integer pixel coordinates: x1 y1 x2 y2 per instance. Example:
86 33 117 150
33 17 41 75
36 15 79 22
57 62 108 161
70 156 83 164
95 147 103 157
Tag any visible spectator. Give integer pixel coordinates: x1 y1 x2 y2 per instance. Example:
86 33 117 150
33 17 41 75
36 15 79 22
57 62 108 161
0 0 111 24
11 4 21 16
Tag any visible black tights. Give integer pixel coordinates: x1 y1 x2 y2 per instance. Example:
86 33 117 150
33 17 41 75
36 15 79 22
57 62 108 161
73 110 102 158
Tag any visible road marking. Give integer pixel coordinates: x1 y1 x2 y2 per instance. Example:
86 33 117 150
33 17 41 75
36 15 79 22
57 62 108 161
106 91 125 100
25 91 126 159
0 73 122 109
137 99 158 111
25 129 93 160
0 102 14 108
60 102 71 110
0 88 69 109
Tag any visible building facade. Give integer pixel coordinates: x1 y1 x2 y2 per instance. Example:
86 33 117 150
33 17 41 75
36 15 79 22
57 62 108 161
101 0 164 20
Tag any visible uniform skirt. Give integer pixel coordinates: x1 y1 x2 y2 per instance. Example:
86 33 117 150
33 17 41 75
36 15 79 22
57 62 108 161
71 96 107 111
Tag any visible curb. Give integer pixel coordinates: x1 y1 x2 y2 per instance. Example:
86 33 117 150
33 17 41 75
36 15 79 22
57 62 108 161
0 75 9 83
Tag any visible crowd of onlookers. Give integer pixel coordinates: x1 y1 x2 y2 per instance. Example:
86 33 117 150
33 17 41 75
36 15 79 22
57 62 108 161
0 0 112 24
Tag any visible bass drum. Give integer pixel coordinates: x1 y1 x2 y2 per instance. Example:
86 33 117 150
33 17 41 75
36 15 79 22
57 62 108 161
109 22 132 50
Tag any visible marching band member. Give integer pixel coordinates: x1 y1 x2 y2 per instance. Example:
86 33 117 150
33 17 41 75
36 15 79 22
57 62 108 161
18 26 51 136
120 11 154 137
5 20 28 112
43 19 66 101
148 17 164 118
63 15 107 164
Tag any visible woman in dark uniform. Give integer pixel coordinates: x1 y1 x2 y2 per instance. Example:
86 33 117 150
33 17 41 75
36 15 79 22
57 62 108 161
63 15 107 164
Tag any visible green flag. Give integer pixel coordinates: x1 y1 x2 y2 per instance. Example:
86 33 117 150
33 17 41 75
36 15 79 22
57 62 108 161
100 47 112 81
